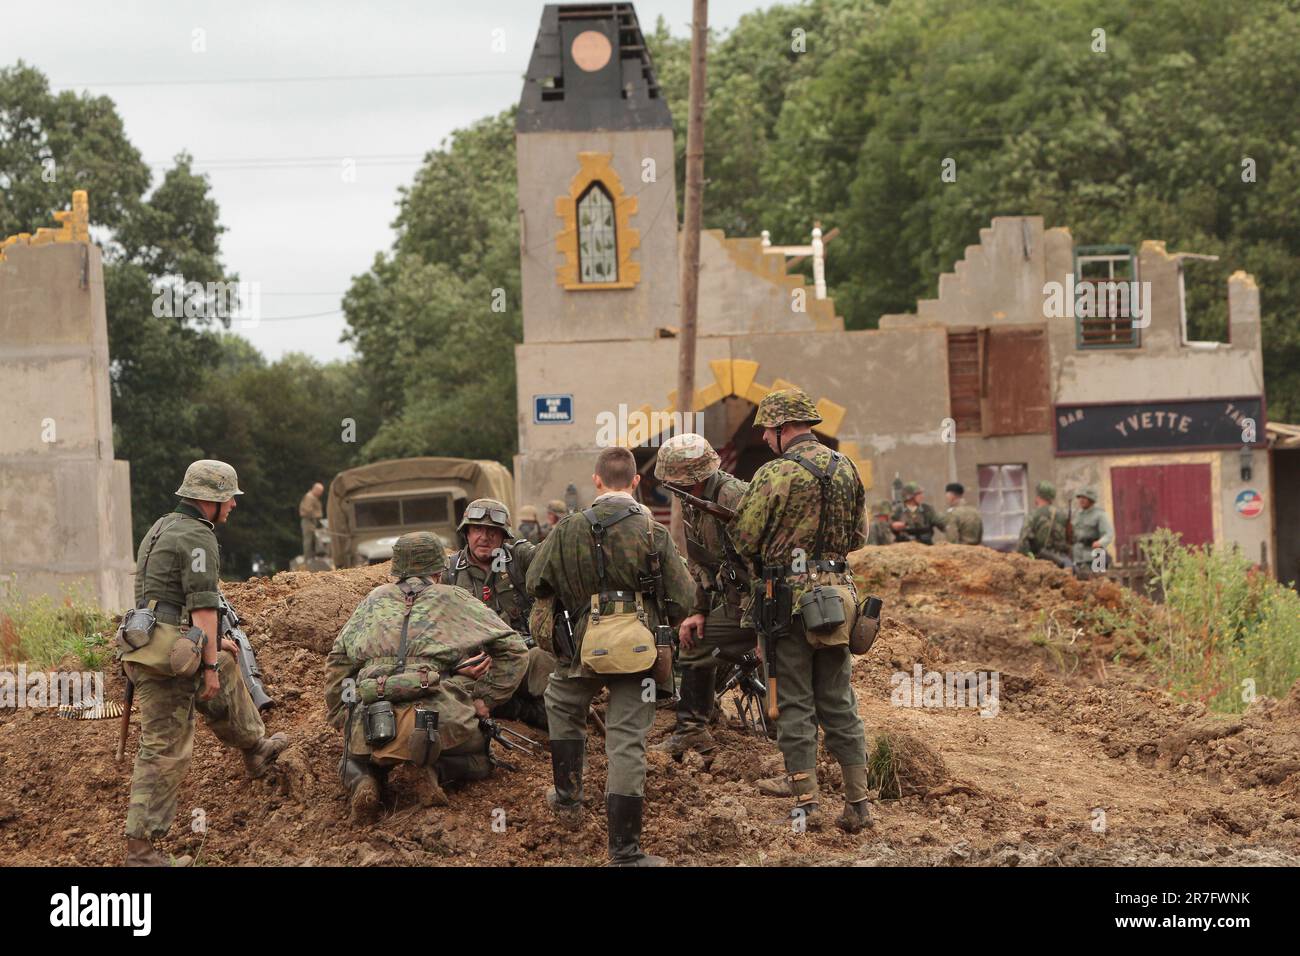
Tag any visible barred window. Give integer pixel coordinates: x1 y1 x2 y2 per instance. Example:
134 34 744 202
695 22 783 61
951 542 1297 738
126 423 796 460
577 183 618 283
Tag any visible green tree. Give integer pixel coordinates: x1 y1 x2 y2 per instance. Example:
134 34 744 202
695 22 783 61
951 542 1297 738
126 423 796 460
343 110 520 464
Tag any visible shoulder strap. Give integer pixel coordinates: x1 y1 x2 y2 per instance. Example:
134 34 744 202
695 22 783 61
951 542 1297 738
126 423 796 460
781 447 843 561
392 577 433 676
582 504 641 592
135 516 178 608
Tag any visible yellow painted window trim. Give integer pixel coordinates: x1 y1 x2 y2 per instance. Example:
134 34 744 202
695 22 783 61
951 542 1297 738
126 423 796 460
554 152 641 291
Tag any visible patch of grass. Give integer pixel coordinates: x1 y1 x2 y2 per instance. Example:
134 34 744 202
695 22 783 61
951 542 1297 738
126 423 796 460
0 577 115 669
866 735 903 800
1111 530 1300 713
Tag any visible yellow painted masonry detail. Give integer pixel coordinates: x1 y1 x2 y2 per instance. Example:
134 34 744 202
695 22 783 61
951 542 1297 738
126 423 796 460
0 190 90 262
554 152 641 291
613 360 869 483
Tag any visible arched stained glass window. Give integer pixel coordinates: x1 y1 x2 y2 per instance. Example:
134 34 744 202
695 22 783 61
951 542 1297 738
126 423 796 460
577 183 618 283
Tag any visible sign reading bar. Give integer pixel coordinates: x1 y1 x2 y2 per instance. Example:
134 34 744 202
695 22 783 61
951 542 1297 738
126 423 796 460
1054 397 1263 455
533 394 574 425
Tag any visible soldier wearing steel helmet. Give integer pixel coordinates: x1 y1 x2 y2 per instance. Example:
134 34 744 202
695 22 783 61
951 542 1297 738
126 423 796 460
866 499 896 545
1071 485 1114 577
727 388 874 833
325 531 528 824
119 459 288 867
1017 480 1072 567
440 498 553 729
650 433 755 756
890 481 944 544
517 505 545 545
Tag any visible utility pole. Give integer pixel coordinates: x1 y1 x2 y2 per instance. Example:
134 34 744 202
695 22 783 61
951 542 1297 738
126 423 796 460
673 0 708 548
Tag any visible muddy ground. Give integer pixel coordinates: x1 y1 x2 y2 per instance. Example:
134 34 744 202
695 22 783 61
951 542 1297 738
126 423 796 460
2 544 1297 866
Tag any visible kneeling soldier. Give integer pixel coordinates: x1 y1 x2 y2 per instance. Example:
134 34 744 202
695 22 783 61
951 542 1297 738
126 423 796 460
325 532 528 823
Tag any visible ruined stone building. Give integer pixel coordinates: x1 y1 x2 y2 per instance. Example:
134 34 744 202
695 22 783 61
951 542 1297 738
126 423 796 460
0 192 134 610
512 3 1286 578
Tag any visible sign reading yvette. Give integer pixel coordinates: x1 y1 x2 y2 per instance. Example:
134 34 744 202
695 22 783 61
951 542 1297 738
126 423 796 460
533 394 574 425
1054 397 1264 455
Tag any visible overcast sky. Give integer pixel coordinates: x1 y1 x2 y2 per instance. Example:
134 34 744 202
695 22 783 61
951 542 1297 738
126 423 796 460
2 0 770 362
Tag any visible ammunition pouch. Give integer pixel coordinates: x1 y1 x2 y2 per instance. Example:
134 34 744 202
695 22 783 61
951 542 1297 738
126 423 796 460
797 585 852 649
362 700 397 747
580 592 657 676
407 706 442 767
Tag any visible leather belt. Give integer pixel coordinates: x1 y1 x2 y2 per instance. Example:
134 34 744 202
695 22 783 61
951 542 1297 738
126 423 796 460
152 600 186 625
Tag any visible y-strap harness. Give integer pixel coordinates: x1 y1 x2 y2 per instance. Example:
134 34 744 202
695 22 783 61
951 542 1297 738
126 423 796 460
582 503 652 626
781 446 848 577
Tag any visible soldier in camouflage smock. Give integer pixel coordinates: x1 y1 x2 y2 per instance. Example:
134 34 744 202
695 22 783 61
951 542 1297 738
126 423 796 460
325 532 528 824
649 434 754 756
527 447 695 865
866 500 895 545
942 482 983 545
440 498 554 729
891 481 944 544
120 460 287 867
1017 480 1071 566
728 388 874 833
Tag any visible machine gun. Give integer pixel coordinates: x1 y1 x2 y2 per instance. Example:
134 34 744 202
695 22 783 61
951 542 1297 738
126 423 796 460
662 483 736 524
217 590 273 712
478 715 543 771
711 646 774 739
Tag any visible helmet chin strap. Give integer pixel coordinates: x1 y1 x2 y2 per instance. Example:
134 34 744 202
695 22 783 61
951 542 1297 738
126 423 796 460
776 424 786 455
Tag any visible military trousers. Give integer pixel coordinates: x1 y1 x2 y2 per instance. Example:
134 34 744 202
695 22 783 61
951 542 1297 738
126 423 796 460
124 652 265 840
770 624 866 774
677 603 756 731
545 667 654 797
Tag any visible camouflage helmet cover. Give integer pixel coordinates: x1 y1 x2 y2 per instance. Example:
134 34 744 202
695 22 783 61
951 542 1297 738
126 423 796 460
458 497 512 534
654 433 720 483
1036 480 1057 501
175 459 243 502
1076 485 1099 503
391 531 446 577
872 499 894 517
902 481 923 496
753 387 822 428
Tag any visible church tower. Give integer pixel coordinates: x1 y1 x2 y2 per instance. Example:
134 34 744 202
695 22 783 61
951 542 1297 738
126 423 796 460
515 3 678 345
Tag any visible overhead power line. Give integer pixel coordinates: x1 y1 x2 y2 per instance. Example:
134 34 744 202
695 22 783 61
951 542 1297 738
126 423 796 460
53 69 521 89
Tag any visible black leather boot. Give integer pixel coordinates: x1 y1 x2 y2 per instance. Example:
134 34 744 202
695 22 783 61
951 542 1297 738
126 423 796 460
651 666 718 755
546 738 585 829
339 756 381 824
607 793 666 866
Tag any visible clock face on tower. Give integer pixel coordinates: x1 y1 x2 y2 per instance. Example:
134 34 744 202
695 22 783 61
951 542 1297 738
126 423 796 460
571 30 612 72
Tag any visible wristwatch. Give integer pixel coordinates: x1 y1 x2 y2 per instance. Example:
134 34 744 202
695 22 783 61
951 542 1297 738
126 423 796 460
201 662 220 673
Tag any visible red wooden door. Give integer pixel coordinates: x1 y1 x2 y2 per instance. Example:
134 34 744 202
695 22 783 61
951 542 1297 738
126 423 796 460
1110 463 1213 556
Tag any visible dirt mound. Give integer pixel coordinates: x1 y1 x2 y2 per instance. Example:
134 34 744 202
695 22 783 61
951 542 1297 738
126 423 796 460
2 547 1299 867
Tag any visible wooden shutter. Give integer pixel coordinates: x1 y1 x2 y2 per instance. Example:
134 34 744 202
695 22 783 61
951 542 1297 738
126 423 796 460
947 329 982 434
983 325 1050 436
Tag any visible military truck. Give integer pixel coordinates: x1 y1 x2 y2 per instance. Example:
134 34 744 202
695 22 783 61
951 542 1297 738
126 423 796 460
327 457 515 568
